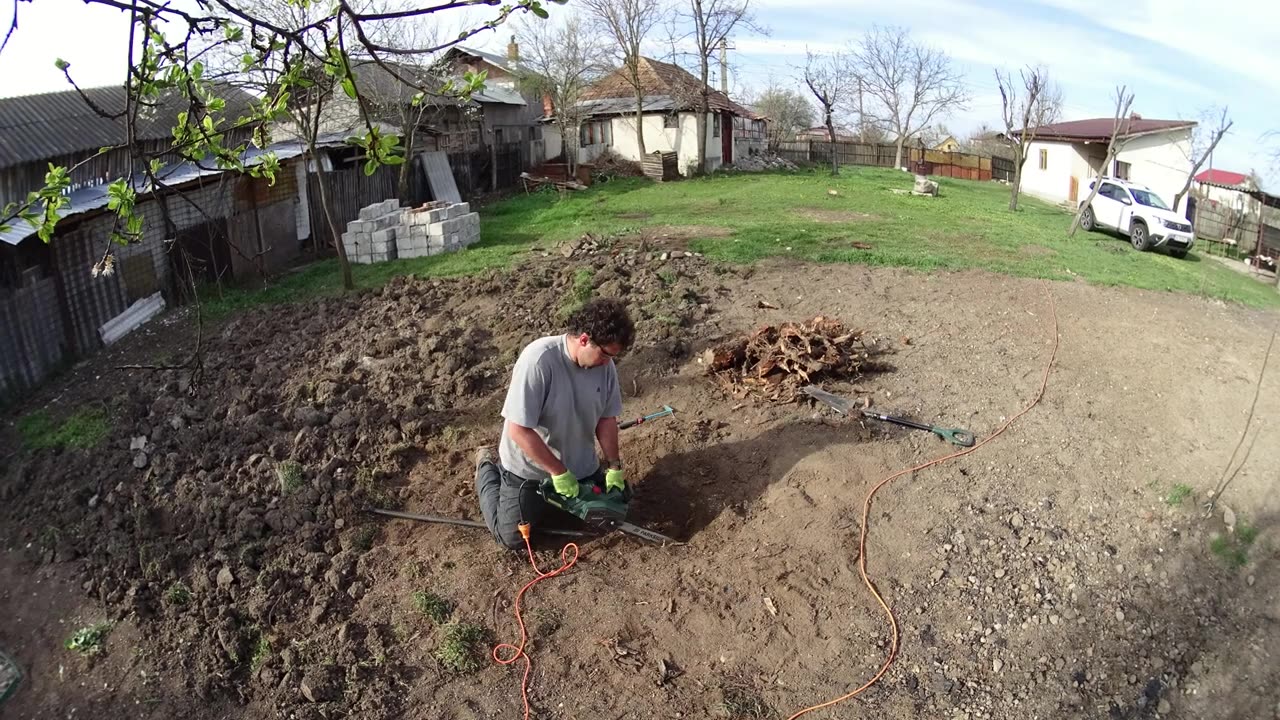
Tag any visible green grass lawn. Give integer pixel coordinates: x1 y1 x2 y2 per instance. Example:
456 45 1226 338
205 167 1280 316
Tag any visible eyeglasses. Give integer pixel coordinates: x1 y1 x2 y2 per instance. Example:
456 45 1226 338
594 343 622 360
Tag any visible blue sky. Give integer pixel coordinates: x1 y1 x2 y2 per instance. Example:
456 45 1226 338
2 0 1276 185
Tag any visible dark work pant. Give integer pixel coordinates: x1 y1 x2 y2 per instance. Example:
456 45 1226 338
475 459 603 551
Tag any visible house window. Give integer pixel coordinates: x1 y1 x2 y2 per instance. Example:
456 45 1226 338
579 121 611 147
1114 160 1131 180
664 114 679 129
1038 149 1048 170
713 117 721 138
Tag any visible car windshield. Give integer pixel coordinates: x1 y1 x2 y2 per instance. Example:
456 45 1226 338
1130 189 1171 210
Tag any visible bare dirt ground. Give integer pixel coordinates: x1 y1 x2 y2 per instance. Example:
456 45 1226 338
2 243 1278 720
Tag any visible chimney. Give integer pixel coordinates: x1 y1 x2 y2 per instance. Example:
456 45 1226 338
543 93 554 117
719 38 729 95
507 36 520 62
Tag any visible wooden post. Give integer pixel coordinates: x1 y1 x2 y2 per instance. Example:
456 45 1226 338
490 140 498 193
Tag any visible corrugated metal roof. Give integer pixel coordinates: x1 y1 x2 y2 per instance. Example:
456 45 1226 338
451 45 519 74
0 137 330 246
473 85 526 106
578 95 679 117
0 84 257 170
1195 169 1249 187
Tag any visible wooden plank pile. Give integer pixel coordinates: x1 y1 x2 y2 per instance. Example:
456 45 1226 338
643 151 679 182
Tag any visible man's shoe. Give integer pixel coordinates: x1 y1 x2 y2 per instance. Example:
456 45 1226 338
474 446 495 469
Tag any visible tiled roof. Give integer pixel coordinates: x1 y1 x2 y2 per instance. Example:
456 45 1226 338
580 57 750 116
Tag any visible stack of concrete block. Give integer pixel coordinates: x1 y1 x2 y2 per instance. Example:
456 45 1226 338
342 200 404 264
396 200 481 259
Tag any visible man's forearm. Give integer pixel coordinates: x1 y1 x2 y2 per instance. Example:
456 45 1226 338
596 416 620 465
507 421 567 476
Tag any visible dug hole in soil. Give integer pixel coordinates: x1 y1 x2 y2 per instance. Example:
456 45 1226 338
2 236 1279 720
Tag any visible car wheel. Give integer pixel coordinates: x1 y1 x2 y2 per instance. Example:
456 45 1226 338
1081 206 1096 232
1130 221 1151 251
1170 248 1189 259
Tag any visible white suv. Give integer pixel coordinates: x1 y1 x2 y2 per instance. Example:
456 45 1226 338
1078 178 1195 258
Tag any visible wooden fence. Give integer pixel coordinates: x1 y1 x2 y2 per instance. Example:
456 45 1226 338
1 270 67 396
773 140 1008 182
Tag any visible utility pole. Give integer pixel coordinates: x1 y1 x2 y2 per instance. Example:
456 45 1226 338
719 37 729 95
857 77 866 143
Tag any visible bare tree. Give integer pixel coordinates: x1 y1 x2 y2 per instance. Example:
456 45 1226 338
1070 85 1135 237
851 26 968 170
1171 106 1233 217
678 0 764 173
581 0 669 157
997 65 1063 211
516 16 603 174
803 49 847 176
753 85 814 147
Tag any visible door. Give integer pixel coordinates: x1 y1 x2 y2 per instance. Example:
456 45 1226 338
721 113 733 164
1068 176 1079 203
1093 182 1125 229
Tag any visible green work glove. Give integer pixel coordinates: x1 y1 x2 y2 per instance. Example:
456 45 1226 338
605 467 625 493
551 469 579 498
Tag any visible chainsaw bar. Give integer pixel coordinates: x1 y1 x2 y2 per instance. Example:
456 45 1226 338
611 520 682 545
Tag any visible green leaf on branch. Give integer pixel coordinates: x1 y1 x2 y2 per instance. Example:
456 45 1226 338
54 58 69 71
341 77 357 100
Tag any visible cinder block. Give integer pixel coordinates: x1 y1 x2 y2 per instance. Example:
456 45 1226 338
453 203 470 217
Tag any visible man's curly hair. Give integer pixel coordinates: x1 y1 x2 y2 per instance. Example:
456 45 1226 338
567 298 635 350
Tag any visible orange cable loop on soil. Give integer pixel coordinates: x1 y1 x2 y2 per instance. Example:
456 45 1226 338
492 525 580 720
785 284 1061 720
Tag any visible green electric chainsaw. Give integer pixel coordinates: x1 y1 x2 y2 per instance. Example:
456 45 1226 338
539 478 680 545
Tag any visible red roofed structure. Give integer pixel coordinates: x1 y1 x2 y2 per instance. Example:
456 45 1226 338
1194 169 1249 187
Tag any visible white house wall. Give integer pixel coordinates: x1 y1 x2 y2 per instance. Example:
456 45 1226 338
1114 129 1193 212
1019 140 1088 205
605 112 726 175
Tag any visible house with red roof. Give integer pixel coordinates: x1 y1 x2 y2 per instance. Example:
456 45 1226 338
1014 115 1197 212
1193 167 1260 213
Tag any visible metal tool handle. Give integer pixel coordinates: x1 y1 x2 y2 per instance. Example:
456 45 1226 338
932 427 976 448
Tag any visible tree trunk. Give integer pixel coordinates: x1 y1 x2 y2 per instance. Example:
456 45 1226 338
1008 145 1025 211
1172 188 1189 219
696 91 709 176
894 137 906 170
311 146 353 291
397 128 416 202
634 89 647 157
562 125 575 175
825 110 838 176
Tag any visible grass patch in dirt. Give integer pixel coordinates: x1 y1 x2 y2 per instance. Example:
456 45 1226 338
276 460 305 494
64 622 112 656
18 407 110 451
164 582 192 606
435 622 489 674
249 633 271 673
1165 483 1193 506
558 267 596 319
1210 536 1247 568
411 591 451 624
719 676 775 719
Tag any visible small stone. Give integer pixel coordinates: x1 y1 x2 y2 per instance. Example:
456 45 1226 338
660 252 669 261
1158 699 1171 714
133 452 149 469
1247 574 1256 587
1115 609 1125 622
1020 535 1032 549
308 604 326 624
1010 512 1025 529
335 518 345 531
993 659 1004 673
931 568 946 582
1222 506 1236 529
88 494 100 509
347 581 366 600
130 435 148 452
217 567 234 589
1049 615 1060 625
995 568 1006 579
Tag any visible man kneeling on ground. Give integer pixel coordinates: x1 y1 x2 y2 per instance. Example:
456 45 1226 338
475 298 635 550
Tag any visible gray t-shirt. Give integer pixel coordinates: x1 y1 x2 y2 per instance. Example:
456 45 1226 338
499 335 623 480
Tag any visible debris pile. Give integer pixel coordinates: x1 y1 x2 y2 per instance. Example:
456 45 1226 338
734 154 799 172
704 316 889 401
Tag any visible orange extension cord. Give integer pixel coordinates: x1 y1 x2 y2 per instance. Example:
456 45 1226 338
493 524 580 720
785 286 1061 720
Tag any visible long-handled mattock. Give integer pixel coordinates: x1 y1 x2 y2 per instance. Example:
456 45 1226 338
803 385 977 448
